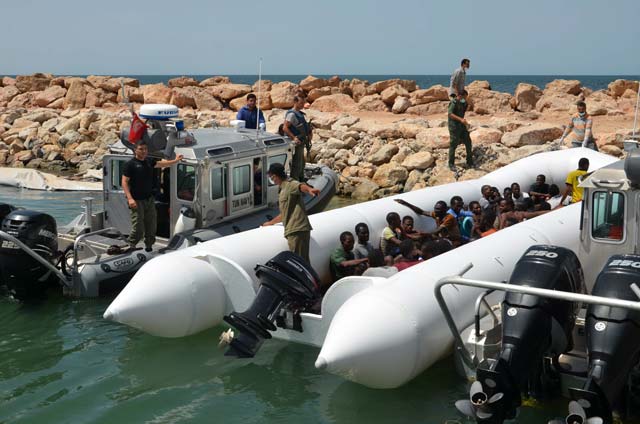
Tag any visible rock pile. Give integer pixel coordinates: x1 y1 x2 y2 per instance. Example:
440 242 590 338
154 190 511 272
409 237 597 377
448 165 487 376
0 73 637 200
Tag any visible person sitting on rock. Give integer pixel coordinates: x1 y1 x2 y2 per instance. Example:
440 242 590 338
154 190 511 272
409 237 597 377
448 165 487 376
380 212 404 259
560 101 598 151
529 174 550 205
353 222 374 260
330 231 369 282
447 90 473 171
394 239 422 271
511 182 532 211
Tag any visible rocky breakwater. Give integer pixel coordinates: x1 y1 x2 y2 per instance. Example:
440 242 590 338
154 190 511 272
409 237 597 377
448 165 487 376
0 73 637 199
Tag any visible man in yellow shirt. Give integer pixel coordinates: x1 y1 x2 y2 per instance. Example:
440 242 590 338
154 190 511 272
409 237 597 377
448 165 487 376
560 157 589 204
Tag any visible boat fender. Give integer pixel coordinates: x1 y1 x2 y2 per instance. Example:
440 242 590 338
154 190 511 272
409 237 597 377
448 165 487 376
174 207 196 234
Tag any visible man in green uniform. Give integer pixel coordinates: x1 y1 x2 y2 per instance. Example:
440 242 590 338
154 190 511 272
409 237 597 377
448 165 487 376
448 89 473 171
262 162 320 263
282 95 312 182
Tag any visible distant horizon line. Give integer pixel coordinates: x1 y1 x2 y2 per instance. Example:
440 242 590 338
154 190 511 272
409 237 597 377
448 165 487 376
2 73 639 77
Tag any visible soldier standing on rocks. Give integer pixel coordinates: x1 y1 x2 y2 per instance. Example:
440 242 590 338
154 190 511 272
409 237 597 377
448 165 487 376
449 58 470 97
447 90 473 170
283 95 312 182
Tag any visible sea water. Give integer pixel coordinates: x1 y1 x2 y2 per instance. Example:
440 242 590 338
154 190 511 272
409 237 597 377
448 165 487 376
0 186 636 423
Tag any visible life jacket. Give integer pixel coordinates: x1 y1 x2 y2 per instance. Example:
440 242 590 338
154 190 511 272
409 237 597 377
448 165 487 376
285 109 310 141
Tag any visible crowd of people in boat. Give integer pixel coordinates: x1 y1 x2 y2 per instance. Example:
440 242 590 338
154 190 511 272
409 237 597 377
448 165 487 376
328 157 591 282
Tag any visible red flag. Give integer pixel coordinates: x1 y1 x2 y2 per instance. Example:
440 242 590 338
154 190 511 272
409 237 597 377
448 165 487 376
128 113 147 143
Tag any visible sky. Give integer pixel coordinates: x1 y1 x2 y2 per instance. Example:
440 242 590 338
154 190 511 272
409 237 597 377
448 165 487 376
1 0 639 76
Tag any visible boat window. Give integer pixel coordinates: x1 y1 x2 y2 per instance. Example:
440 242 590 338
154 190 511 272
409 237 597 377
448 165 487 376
207 146 233 157
110 159 128 190
211 167 226 200
268 154 288 186
264 138 286 146
177 164 196 201
592 191 624 241
232 165 251 195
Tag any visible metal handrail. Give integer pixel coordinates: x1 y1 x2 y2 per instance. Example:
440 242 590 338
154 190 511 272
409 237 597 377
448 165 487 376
0 230 72 288
473 289 499 338
72 227 121 274
435 262 640 370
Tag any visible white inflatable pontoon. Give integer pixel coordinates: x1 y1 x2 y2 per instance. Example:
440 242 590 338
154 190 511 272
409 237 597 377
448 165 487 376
0 168 101 191
104 148 615 343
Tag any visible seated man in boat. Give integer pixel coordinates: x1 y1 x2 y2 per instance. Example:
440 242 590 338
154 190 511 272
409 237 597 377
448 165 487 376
402 215 428 245
560 157 590 205
474 209 498 238
353 222 374 260
497 198 551 229
465 201 482 240
362 249 398 277
330 231 369 282
262 162 320 263
420 238 453 260
479 184 499 211
559 101 598 151
528 174 550 205
122 142 183 252
380 212 405 259
236 93 265 130
511 182 532 211
394 199 462 246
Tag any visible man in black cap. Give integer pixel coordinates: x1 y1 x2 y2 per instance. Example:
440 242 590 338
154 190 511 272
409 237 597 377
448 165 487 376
262 162 319 263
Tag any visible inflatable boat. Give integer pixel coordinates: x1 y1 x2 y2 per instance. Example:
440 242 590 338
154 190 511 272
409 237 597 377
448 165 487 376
0 104 337 300
103 148 614 339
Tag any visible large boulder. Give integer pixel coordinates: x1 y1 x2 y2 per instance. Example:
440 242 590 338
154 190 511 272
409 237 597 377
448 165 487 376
199 76 231 87
406 101 449 115
170 87 197 108
271 81 299 109
2 76 16 86
410 85 449 105
544 79 582 95
252 79 272 93
22 110 59 124
8 92 36 108
501 123 563 147
372 163 409 187
512 83 543 112
34 85 67 107
142 83 173 104
310 94 357 112
368 79 416 94
401 151 435 170
74 141 99 155
392 97 412 114
15 73 52 93
85 88 117 107
168 76 199 88
349 79 368 102
209 83 252 102
0 85 20 105
300 75 329 92
381 85 409 106
351 179 379 200
117 86 144 103
469 89 513 114
415 127 450 149
308 86 335 102
468 80 491 90
608 79 639 98
535 93 578 112
368 144 399 165
357 94 389 112
586 90 618 116
470 127 503 145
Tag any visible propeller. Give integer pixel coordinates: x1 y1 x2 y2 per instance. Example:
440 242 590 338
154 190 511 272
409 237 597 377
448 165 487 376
455 380 504 421
547 400 603 424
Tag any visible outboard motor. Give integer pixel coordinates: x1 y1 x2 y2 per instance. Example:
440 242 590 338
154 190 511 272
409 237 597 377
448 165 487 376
222 251 321 358
456 245 585 423
0 210 58 300
558 255 640 424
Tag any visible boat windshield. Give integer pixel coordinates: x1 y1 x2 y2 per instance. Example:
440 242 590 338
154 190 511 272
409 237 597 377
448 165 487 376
591 191 624 241
177 164 196 202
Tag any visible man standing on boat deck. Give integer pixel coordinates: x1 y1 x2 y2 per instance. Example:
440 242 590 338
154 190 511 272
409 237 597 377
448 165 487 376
283 95 312 182
448 90 474 170
262 162 319 263
122 142 183 252
449 58 470 97
236 93 265 130
560 157 590 205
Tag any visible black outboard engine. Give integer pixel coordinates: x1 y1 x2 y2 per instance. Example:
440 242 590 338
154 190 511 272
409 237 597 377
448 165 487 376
0 210 58 300
563 254 640 424
222 251 321 358
456 245 585 423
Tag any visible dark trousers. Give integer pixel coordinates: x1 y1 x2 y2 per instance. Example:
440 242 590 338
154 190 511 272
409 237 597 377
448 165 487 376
290 144 306 182
448 129 473 166
286 231 311 264
128 197 157 248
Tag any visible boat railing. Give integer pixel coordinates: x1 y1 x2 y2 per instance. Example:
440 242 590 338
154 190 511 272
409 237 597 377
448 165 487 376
435 263 640 371
72 227 121 274
0 230 72 288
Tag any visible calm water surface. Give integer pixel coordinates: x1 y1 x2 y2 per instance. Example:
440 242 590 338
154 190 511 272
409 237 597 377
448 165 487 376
0 186 627 423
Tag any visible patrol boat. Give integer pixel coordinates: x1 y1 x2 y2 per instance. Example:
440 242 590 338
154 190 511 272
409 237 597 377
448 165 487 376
0 104 337 300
